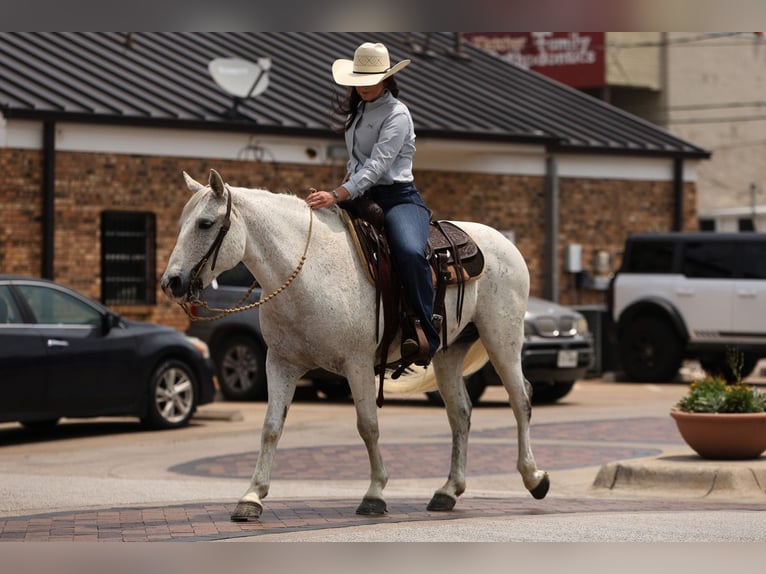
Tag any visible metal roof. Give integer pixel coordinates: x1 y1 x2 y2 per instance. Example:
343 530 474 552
0 32 710 159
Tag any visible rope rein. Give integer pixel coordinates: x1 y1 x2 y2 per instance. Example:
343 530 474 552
180 200 314 322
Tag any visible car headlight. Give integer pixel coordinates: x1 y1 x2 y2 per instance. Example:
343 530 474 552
185 335 211 359
576 317 589 335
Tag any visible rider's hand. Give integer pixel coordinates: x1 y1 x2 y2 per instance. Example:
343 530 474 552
306 187 343 209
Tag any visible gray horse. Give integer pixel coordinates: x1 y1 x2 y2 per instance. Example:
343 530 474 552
161 169 549 521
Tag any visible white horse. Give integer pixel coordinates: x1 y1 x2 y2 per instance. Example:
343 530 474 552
161 169 549 521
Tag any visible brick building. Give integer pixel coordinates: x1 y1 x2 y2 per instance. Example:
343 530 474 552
0 33 709 331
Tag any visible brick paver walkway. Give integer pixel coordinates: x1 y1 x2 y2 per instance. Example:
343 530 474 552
3 417 738 542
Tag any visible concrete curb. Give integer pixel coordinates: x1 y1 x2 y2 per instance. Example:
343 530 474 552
593 455 766 499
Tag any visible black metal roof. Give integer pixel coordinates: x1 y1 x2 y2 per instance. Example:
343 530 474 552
0 32 710 159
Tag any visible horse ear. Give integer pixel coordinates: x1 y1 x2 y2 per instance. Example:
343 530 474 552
209 169 226 197
183 171 205 194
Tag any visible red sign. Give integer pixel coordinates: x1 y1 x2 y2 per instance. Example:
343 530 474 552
464 32 605 89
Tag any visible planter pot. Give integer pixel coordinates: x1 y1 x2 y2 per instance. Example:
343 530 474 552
670 408 766 460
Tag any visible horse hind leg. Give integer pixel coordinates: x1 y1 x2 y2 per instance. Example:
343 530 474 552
482 334 550 500
426 342 473 511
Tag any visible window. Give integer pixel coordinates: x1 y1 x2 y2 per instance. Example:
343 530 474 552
698 219 715 232
738 242 766 279
17 284 102 326
0 286 23 324
681 241 737 279
101 211 156 305
738 218 755 232
625 241 675 273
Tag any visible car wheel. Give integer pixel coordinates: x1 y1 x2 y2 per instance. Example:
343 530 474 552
699 352 759 383
425 372 488 406
214 335 267 401
143 359 197 429
619 315 683 382
530 381 575 404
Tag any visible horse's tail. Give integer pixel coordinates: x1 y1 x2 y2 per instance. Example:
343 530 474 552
380 340 489 396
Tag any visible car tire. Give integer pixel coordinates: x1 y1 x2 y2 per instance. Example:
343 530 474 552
619 315 683 382
530 381 575 404
425 372 488 406
699 352 759 383
214 335 267 401
142 359 198 429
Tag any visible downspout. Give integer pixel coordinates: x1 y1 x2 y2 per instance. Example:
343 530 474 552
544 153 559 302
673 157 684 231
41 121 55 279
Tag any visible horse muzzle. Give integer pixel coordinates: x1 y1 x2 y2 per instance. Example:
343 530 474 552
160 272 200 303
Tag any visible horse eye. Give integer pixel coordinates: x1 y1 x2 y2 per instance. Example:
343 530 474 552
198 219 215 230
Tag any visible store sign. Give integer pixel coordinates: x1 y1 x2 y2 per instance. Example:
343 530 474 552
464 32 605 88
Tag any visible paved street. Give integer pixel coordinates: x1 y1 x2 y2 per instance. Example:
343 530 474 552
1 372 765 543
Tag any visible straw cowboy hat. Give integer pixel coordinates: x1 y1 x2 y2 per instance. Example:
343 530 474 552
332 42 411 86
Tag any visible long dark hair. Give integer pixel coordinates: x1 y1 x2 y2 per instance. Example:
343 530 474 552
333 76 400 133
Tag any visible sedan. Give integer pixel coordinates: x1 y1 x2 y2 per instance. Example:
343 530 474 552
0 275 216 430
457 297 595 404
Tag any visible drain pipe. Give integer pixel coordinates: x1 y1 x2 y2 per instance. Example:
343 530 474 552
544 153 559 302
672 157 684 231
41 120 55 279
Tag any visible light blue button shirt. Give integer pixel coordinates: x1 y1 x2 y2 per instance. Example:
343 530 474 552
343 90 416 199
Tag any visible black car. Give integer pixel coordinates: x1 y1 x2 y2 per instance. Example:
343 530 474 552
187 263 594 404
0 275 216 430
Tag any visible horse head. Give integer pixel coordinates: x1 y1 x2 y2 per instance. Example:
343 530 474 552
161 169 246 303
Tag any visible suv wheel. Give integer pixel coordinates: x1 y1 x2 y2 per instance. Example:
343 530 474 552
215 335 267 401
619 315 683 382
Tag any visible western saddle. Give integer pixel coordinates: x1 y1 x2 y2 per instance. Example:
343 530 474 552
339 199 485 406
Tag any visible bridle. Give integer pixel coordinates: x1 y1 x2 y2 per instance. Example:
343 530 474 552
179 185 314 321
187 184 233 297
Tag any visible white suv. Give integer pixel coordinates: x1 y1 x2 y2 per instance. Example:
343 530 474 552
610 232 766 382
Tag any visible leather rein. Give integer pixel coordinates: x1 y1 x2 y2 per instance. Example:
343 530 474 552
179 185 314 322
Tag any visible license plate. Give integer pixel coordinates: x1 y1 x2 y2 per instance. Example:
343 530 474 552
557 349 578 368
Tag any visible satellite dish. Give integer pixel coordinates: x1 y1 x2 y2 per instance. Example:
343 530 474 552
208 57 271 117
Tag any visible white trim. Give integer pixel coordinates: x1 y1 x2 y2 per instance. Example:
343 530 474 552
0 118 41 149
1 118 697 182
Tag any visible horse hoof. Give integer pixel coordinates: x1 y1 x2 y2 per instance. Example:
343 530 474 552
356 497 387 515
529 473 550 500
427 492 457 511
231 501 263 522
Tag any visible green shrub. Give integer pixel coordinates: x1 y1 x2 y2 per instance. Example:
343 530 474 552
677 377 766 413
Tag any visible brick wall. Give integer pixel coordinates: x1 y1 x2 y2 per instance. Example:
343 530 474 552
0 148 696 329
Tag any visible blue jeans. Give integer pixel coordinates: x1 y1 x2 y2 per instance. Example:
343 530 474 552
367 183 440 356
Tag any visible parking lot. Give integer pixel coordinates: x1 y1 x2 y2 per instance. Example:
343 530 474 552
1 368 766 542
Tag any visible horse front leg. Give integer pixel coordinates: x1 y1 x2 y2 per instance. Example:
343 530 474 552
230 357 303 522
426 345 472 511
347 369 389 515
